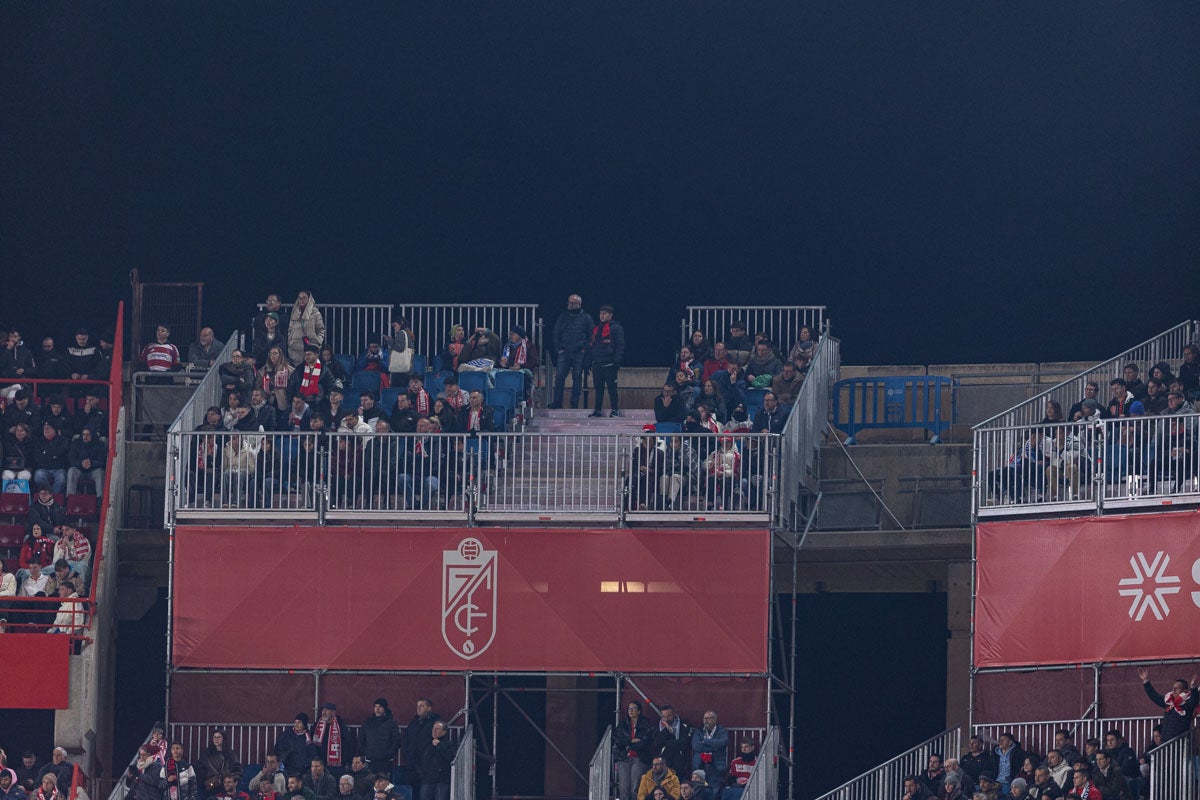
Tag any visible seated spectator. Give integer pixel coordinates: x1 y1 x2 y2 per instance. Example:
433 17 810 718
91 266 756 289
302 758 336 800
0 769 25 800
46 583 83 634
222 391 250 431
770 361 804 405
660 435 698 511
1107 379 1145 418
1143 379 1168 414
261 346 294 414
459 326 501 371
670 372 698 410
696 405 723 434
14 753 39 791
390 394 419 433
666 346 701 390
689 773 714 800
285 396 312 432
429 400 455 433
358 391 384 427
253 312 286 367
253 293 286 346
52 525 92 585
719 742 757 800
30 773 62 800
37 339 68 380
2 422 36 487
184 327 222 369
437 375 468 413
688 330 713 364
701 342 730 385
1180 344 1199 400
719 362 748 410
4 391 40 437
29 487 66 535
384 316 415 387
786 325 817 364
697 381 728 423
246 388 279 432
334 775 357 800
744 342 782 386
289 343 337 406
655 385 686 425
408 376 432 418
67 427 106 497
724 403 752 434
32 422 69 494
39 398 72 436
752 392 787 434
356 335 389 384
499 326 536 397
1 328 36 378
722 321 753 367
219 350 258 400
221 435 260 507
1067 382 1104 421
45 559 85 597
19 561 51 597
398 417 448 509
323 387 350 428
248 755 285 798
320 345 349 387
703 436 740 510
917 754 946 796
1044 750 1071 791
458 391 495 433
96 329 115 377
72 391 108 441
339 412 372 436
37 752 72 797
441 324 467 373
1122 363 1148 401
637 757 680 800
140 324 181 377
0 561 14 598
214 774 250 800
628 427 663 511
286 291 326 365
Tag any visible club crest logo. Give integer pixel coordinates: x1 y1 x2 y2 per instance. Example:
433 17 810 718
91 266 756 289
1117 551 1180 621
442 537 497 660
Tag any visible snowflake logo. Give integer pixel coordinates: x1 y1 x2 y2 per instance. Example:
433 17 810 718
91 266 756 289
1117 552 1181 621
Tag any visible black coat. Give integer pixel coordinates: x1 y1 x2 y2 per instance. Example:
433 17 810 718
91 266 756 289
125 765 165 800
275 727 315 775
612 716 655 764
416 738 454 785
357 711 401 764
1144 681 1200 741
652 721 691 780
33 435 69 470
404 712 441 770
552 309 594 356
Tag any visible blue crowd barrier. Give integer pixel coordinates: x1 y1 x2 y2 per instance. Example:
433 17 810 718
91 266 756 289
833 376 957 444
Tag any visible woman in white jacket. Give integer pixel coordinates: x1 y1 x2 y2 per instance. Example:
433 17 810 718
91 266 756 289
286 290 327 364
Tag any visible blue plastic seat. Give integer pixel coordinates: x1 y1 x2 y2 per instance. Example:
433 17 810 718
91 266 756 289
424 373 447 398
654 422 682 434
487 404 508 432
487 387 518 423
493 370 526 395
411 353 428 375
458 372 491 394
335 354 355 376
381 387 405 411
350 371 382 394
743 387 768 408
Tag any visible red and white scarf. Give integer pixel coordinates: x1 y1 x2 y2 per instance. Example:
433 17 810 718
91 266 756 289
298 361 323 397
35 788 61 800
1165 689 1192 715
313 717 344 767
165 758 183 800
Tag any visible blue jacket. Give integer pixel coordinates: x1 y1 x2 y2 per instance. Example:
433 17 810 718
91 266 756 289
690 725 729 774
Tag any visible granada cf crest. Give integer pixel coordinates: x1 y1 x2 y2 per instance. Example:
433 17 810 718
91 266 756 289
442 537 498 660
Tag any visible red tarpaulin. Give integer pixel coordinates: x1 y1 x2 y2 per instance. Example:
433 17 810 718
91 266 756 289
0 634 71 708
976 510 1200 668
173 526 769 673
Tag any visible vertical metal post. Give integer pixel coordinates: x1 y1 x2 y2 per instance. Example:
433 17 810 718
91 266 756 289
314 671 322 719
491 675 499 800
317 446 328 526
164 522 176 730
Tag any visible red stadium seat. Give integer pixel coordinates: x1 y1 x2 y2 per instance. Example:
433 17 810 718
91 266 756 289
0 524 25 553
67 494 99 519
0 493 30 518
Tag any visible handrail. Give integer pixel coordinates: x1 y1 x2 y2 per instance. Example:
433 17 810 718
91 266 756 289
812 726 959 800
1148 729 1196 800
778 333 840 527
166 332 239 435
974 320 1198 431
587 725 613 800
450 724 475 800
741 726 778 800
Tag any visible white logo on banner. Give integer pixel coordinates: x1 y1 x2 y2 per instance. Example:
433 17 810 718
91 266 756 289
1117 551 1181 621
442 537 498 660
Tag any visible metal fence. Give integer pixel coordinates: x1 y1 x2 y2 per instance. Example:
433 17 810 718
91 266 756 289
254 302 393 360
778 335 840 521
131 269 204 357
974 414 1200 518
166 429 780 525
974 320 1198 432
1149 729 1197 800
741 726 779 800
972 716 1161 761
393 304 541 369
144 331 239 437
813 727 960 800
450 724 475 800
588 726 612 800
682 306 826 355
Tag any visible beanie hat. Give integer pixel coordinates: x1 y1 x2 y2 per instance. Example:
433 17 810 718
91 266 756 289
374 698 389 709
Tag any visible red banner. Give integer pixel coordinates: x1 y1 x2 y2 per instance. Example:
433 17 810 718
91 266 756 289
976 510 1200 667
173 526 769 673
0 634 71 708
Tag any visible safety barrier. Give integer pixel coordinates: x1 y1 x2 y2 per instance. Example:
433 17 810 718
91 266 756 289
973 414 1200 518
587 726 612 800
450 724 475 800
131 268 204 357
973 716 1160 763
740 726 779 800
1149 728 1196 800
813 727 960 800
166 430 780 525
833 376 956 445
975 320 1199 432
681 306 826 357
778 334 840 511
159 333 240 436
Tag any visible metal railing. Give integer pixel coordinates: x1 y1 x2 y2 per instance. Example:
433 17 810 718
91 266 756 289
833 375 956 444
740 726 779 800
450 724 475 800
1149 729 1196 800
157 332 240 435
588 726 612 800
974 320 1198 431
681 306 826 357
394 304 541 371
974 414 1200 518
813 727 960 800
973 716 1161 763
166 429 781 525
254 302 393 359
131 269 204 357
779 334 840 513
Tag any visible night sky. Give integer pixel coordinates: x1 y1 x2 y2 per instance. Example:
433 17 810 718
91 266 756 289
3 3 1198 366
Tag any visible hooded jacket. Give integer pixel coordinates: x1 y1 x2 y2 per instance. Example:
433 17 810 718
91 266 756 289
287 296 327 365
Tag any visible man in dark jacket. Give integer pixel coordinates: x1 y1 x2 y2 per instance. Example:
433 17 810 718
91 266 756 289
37 750 73 793
125 750 166 800
357 699 401 776
32 423 70 495
404 699 441 790
549 294 594 410
67 427 106 497
302 759 337 800
66 330 101 382
652 706 691 782
751 393 787 435
416 722 454 800
289 344 337 407
587 304 626 418
1 329 37 379
1089 751 1127 800
960 736 997 792
275 714 315 775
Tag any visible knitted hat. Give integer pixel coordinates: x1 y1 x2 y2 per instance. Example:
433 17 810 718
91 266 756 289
374 698 389 709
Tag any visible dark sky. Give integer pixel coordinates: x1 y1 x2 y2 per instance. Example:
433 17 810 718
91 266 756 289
3 3 1198 366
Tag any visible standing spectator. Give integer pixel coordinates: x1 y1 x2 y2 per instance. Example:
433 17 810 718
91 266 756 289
385 317 415 388
723 322 754 368
416 721 454 800
261 347 294 414
1179 343 1199 400
1 328 36 378
253 294 286 350
613 701 654 800
253 313 287 368
188 328 224 369
140 325 181 379
124 751 164 800
287 291 326 365
162 742 199 800
313 703 353 776
356 699 401 777
67 330 103 383
588 304 626 418
404 699 440 791
549 294 594 410
652 705 691 783
37 339 68 380
690 712 729 789
199 731 241 797
67 427 106 496
1137 668 1199 741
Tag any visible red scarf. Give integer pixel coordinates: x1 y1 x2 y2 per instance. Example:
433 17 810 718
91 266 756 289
35 789 60 800
299 361 323 397
166 758 181 800
627 718 639 759
313 717 344 767
1165 689 1192 714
